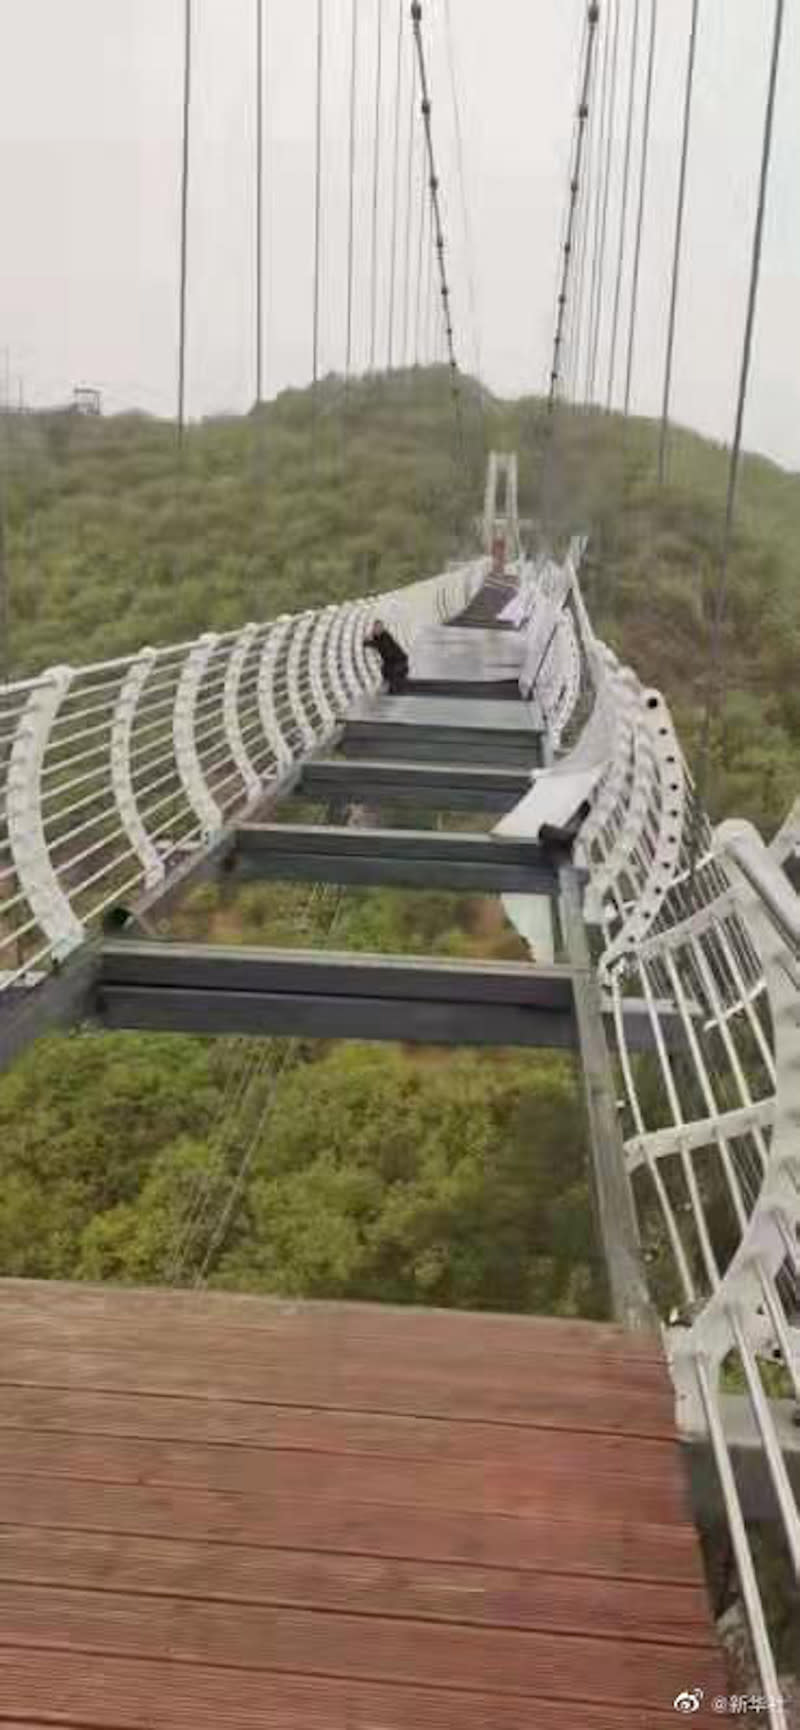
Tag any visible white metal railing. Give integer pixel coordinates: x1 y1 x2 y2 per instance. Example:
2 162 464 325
518 537 799 1723
0 559 487 987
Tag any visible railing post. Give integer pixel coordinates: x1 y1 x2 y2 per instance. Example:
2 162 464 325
110 647 165 889
285 611 320 749
717 818 800 957
323 605 350 715
256 617 294 778
339 603 369 700
353 601 379 690
307 606 338 736
223 623 262 803
173 634 224 844
6 667 85 961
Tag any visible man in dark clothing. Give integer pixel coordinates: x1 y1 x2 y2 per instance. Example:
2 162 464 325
365 619 410 693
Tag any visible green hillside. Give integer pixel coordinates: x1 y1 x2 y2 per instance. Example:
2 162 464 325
4 366 799 827
1 369 798 1313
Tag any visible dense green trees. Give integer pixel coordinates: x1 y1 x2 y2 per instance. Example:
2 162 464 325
0 1033 605 1317
4 371 799 829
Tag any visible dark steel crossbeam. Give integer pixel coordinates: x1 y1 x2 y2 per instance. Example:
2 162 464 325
97 942 577 1048
403 678 523 699
230 824 559 894
298 758 531 812
338 721 541 770
95 940 693 1055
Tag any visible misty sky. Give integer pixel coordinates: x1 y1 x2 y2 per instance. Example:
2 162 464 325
0 1 797 469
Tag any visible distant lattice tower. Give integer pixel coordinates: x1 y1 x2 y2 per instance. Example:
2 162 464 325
72 386 102 417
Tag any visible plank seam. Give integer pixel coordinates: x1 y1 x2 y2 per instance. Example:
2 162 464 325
0 1576 721 1652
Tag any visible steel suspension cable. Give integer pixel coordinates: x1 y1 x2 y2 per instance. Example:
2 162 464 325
569 34 600 403
694 0 786 824
345 0 358 383
387 0 404 369
658 0 700 484
623 0 658 415
547 5 600 414
411 0 465 462
177 0 193 446
583 0 610 404
413 146 428 363
311 0 324 463
606 0 641 410
587 0 620 405
443 0 483 391
424 207 435 360
369 0 384 371
255 0 265 403
543 10 585 398
541 5 599 536
401 44 418 366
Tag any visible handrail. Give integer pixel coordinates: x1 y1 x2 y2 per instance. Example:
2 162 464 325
0 558 488 985
520 538 799 1725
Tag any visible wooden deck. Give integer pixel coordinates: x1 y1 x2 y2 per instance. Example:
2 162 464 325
0 1280 729 1728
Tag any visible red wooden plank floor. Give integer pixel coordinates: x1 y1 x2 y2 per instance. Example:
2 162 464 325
0 1281 729 1727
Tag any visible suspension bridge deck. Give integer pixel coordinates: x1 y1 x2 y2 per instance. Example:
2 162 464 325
0 1279 729 1729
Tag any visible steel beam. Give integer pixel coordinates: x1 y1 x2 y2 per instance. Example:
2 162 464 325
95 939 694 1057
338 720 541 770
230 824 558 895
96 941 577 1049
403 678 523 700
298 758 531 812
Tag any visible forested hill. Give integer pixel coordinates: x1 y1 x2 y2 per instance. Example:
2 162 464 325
3 365 800 829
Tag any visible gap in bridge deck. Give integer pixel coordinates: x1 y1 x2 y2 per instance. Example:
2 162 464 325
167 879 531 962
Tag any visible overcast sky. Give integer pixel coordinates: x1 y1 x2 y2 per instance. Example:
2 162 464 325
0 1 797 469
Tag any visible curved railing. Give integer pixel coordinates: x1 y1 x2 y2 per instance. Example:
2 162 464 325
518 539 799 1721
0 559 487 988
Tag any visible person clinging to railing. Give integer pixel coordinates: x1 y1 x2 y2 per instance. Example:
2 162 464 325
365 619 409 694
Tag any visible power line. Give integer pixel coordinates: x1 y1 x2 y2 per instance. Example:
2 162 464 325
658 0 700 484
624 0 658 416
255 0 265 404
177 0 193 445
387 0 404 369
194 1039 300 1284
694 0 786 823
587 0 620 405
369 0 384 371
345 0 358 382
606 0 640 410
311 0 324 463
189 884 346 1286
